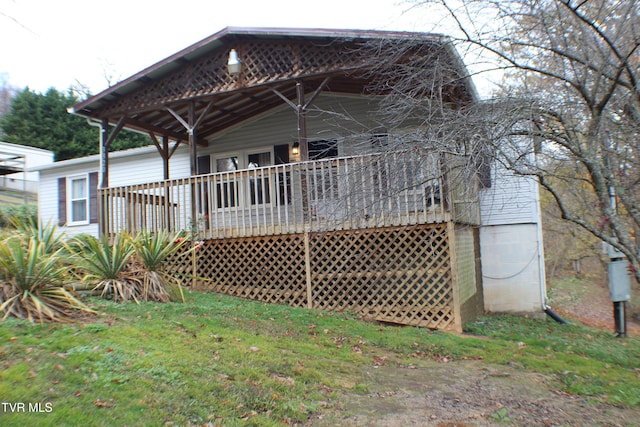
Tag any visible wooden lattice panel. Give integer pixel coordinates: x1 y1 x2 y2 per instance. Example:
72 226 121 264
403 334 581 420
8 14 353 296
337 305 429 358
309 224 454 329
194 235 308 307
178 223 456 330
164 246 195 285
99 39 368 117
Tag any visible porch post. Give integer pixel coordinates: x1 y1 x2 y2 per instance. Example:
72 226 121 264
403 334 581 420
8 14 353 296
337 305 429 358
188 102 198 231
296 80 309 161
100 118 109 188
162 135 170 180
189 102 197 176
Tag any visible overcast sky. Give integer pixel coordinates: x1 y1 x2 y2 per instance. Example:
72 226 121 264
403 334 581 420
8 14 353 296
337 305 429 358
0 0 443 95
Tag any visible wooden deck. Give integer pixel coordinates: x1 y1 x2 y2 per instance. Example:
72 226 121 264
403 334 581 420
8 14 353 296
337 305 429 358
99 151 479 238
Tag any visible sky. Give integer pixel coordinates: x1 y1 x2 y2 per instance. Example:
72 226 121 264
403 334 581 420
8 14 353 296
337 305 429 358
0 0 448 96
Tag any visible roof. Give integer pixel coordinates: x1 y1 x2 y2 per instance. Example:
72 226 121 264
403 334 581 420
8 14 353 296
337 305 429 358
30 144 166 172
0 141 54 175
70 26 474 145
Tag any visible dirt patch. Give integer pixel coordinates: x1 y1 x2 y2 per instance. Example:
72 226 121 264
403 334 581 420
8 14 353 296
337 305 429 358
309 360 640 426
549 280 640 336
308 281 640 426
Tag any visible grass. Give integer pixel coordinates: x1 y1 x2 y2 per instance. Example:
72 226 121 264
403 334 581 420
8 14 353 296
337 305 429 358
1 292 639 426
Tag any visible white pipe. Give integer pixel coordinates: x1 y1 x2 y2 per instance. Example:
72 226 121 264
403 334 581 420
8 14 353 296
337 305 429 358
86 118 106 188
534 176 549 310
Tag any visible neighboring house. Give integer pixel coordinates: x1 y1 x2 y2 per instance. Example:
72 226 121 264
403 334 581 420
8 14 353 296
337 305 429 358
0 141 53 200
36 27 547 330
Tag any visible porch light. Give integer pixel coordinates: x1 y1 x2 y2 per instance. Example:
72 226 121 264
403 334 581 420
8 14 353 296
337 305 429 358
292 141 300 156
227 49 241 75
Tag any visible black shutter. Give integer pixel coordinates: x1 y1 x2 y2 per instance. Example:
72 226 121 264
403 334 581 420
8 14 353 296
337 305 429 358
89 172 99 224
58 177 66 226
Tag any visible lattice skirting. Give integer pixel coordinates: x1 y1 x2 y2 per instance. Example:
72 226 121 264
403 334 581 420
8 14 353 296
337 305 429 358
180 223 473 331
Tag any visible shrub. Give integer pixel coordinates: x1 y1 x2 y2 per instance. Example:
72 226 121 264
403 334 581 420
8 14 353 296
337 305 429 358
0 235 94 322
69 233 140 302
0 204 37 229
132 230 191 302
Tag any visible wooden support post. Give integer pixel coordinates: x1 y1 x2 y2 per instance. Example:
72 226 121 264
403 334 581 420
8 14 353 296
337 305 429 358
304 231 313 309
448 222 463 333
189 102 197 176
296 80 308 161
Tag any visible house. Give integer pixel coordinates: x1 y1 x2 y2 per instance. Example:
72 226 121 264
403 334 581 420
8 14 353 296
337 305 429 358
36 27 547 331
0 141 53 202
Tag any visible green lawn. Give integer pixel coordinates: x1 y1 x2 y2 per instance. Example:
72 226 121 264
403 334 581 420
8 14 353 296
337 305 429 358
1 292 638 426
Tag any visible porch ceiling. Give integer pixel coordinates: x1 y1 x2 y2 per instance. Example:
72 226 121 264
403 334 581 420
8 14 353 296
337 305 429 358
70 27 469 146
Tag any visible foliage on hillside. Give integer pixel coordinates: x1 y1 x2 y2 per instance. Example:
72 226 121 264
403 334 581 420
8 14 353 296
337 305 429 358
0 87 150 161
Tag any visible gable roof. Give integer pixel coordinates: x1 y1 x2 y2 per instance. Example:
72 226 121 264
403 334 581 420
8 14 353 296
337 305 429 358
70 26 475 145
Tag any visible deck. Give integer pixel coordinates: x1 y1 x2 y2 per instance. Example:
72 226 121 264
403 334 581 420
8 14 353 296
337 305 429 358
99 151 479 239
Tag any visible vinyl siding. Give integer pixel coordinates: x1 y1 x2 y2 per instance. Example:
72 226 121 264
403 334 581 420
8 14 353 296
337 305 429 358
38 145 189 237
479 162 540 226
197 93 386 159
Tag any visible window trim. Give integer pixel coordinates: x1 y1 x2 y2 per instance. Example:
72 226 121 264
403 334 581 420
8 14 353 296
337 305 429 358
210 147 275 210
67 173 90 226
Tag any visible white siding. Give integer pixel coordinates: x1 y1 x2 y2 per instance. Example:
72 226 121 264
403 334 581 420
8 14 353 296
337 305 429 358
38 145 189 237
38 162 99 238
108 148 190 186
199 94 384 159
479 163 539 226
478 160 546 314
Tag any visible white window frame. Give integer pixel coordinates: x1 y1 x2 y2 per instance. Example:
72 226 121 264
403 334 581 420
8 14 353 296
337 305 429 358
211 147 275 210
245 148 274 207
67 173 90 226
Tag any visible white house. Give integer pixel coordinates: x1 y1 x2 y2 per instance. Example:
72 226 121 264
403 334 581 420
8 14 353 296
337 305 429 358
0 141 53 195
34 27 547 329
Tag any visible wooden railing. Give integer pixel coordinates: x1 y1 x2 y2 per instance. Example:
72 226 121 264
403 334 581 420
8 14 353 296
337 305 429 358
99 151 477 239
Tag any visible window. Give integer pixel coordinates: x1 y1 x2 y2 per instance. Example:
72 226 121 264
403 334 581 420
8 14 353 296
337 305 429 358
68 175 89 224
58 172 97 227
308 139 338 160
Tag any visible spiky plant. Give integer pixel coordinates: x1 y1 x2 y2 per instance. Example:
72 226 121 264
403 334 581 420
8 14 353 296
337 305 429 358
0 236 94 323
70 233 140 303
132 231 191 302
8 217 65 254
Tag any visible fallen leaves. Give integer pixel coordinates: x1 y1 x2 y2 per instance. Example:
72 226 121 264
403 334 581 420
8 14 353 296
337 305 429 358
93 398 115 408
373 355 388 367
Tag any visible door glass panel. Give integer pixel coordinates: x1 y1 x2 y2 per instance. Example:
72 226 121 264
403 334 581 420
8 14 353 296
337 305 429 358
215 156 239 208
216 156 239 172
248 152 271 205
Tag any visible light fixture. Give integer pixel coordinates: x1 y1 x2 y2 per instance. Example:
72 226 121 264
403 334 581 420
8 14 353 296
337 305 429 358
292 141 300 156
227 49 241 76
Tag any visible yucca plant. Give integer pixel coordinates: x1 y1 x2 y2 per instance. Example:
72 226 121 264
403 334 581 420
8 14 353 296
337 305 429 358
70 233 140 302
132 230 191 302
0 236 94 323
8 217 65 254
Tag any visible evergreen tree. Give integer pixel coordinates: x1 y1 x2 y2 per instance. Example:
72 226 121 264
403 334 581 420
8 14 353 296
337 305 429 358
0 87 150 160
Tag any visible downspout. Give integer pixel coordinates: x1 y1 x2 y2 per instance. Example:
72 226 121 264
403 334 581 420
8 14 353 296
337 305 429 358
533 131 567 324
85 117 106 179
86 118 107 238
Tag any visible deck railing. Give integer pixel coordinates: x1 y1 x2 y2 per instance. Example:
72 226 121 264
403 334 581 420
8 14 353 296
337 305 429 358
99 151 477 239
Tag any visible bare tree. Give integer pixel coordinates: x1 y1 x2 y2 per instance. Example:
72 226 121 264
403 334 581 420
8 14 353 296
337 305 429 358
386 0 640 283
0 74 19 137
